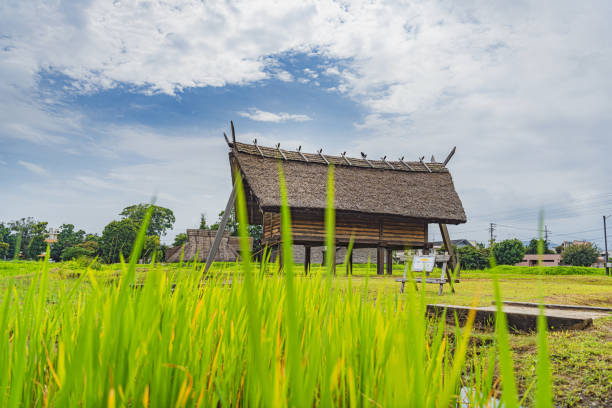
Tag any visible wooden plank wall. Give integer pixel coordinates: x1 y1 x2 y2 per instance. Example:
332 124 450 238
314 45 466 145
262 211 426 247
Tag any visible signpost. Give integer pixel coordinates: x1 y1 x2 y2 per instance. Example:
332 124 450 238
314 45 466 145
412 255 435 273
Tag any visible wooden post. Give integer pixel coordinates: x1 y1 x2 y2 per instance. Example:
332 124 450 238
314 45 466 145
277 244 283 273
203 181 237 276
304 245 311 276
386 248 393 275
331 246 337 275
377 247 384 275
438 224 456 293
349 250 353 275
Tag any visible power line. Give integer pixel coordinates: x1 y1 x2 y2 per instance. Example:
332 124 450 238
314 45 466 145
471 193 612 220
468 201 612 225
550 227 602 237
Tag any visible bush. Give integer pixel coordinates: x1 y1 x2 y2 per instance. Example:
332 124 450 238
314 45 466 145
561 243 599 267
61 245 95 261
457 246 490 270
64 256 102 271
492 239 525 265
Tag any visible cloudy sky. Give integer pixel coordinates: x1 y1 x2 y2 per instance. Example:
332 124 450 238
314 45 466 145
1 0 611 247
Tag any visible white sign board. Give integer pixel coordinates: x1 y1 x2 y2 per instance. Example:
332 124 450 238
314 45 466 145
607 262 611 268
412 255 435 272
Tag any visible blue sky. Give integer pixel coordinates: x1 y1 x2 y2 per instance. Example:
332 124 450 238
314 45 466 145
1 1 611 247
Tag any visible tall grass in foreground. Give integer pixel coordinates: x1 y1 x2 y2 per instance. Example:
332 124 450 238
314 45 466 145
0 166 554 406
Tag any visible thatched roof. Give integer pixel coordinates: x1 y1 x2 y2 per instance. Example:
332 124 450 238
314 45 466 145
229 141 467 225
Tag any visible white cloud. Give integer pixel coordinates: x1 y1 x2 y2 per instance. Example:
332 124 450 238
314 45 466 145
1 0 611 244
238 108 312 123
274 70 294 82
17 160 48 176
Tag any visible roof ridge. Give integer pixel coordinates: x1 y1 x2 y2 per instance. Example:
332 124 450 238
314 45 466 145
231 141 448 173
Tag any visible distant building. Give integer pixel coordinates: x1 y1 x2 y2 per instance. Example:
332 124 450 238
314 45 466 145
431 239 476 249
561 240 589 249
515 254 561 267
166 229 251 263
593 250 612 268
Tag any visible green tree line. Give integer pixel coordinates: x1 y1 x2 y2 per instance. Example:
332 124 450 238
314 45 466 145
1 203 175 263
450 238 600 269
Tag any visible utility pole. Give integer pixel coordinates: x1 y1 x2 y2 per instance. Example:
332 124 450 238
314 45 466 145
604 216 609 277
489 223 496 247
544 225 550 250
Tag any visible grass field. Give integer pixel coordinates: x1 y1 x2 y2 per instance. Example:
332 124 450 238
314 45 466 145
0 258 610 407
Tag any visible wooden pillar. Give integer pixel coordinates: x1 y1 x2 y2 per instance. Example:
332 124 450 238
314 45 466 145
331 246 337 276
346 248 354 276
377 247 384 275
386 248 393 275
304 245 311 276
438 224 456 293
277 244 283 273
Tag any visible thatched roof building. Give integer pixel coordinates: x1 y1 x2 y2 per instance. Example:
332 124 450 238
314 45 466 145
224 135 466 276
230 142 466 225
166 229 250 263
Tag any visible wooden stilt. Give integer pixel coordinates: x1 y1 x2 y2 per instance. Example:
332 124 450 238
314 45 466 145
203 181 237 276
277 244 283 273
377 247 384 275
386 248 393 275
304 245 311 276
348 250 353 275
438 224 456 293
331 246 337 276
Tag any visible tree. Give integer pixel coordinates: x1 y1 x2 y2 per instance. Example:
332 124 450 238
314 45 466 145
100 219 138 263
561 243 599 267
0 242 9 259
210 211 238 235
457 246 490 270
120 204 175 237
142 235 162 262
6 218 49 260
25 221 48 260
173 233 188 247
0 223 10 259
492 239 525 265
248 224 263 254
51 224 86 261
61 240 99 261
525 238 553 255
199 214 209 230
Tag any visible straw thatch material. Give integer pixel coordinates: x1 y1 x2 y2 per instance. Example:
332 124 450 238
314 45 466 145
166 229 251 262
230 145 467 224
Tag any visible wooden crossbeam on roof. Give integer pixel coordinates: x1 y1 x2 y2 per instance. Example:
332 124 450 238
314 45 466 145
341 151 352 166
381 155 394 169
297 145 308 162
361 152 374 168
443 146 456 166
276 143 287 160
253 139 265 157
399 156 413 171
419 156 432 173
318 149 329 165
230 120 236 144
